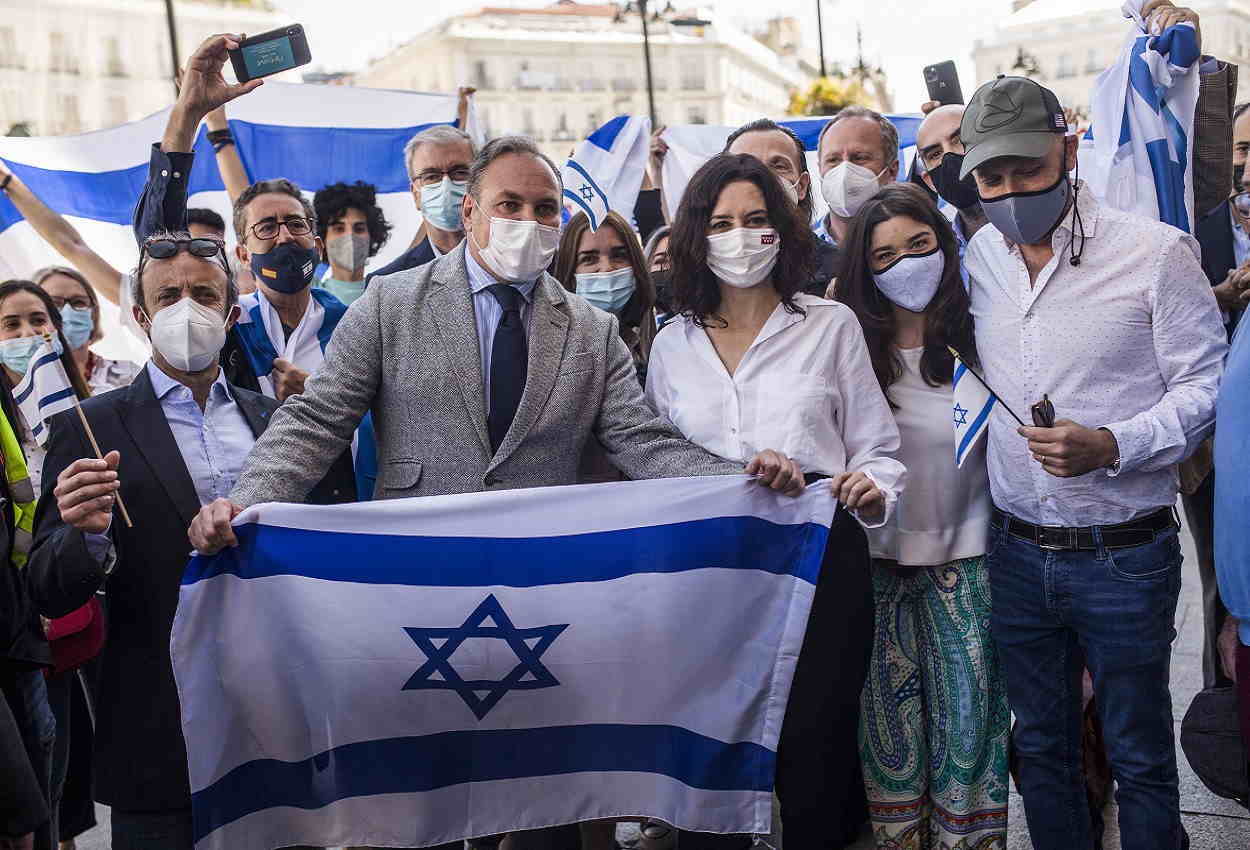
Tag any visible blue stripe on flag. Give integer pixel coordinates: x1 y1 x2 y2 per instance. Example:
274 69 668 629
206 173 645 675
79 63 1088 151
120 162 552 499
952 362 967 388
563 188 599 230
587 115 629 152
13 351 64 405
183 515 829 588
956 397 996 464
191 723 776 841
36 387 75 409
564 160 609 209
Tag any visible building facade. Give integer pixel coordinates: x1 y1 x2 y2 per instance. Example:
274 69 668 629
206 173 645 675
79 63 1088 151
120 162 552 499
356 1 815 160
973 0 1250 114
0 0 283 136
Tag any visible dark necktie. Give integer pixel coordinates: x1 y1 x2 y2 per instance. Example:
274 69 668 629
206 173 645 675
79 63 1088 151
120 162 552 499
486 283 527 453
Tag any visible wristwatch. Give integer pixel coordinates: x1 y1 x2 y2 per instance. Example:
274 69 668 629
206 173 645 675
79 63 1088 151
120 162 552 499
1099 427 1121 476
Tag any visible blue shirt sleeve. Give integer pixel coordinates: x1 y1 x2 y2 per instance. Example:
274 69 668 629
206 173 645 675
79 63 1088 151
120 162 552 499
132 144 195 245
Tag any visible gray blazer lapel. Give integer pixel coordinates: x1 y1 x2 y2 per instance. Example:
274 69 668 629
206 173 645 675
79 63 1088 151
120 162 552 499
429 244 491 455
489 275 569 469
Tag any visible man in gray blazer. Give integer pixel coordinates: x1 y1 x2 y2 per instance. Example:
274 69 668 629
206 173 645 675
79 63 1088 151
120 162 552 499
190 135 801 548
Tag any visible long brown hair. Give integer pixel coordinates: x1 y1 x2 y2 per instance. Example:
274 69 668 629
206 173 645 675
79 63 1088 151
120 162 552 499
668 153 816 327
835 183 977 396
554 211 657 362
0 280 92 410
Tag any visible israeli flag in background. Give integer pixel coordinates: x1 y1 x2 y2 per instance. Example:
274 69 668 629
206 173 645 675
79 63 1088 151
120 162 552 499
1086 0 1199 232
562 115 651 230
14 338 76 447
0 83 474 361
172 476 832 850
952 351 997 469
658 114 923 223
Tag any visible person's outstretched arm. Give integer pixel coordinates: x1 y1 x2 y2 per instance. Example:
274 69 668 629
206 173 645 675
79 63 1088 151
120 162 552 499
0 161 123 305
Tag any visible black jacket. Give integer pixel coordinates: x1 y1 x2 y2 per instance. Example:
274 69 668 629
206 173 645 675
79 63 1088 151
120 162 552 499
367 235 436 280
1196 199 1240 336
26 367 355 812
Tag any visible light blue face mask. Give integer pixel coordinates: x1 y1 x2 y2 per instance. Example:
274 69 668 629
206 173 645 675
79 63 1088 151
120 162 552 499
0 335 60 376
420 177 468 233
319 277 369 306
59 305 94 350
576 267 636 315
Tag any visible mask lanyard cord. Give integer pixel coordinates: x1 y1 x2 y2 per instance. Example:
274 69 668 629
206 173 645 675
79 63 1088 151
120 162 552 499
1068 150 1087 267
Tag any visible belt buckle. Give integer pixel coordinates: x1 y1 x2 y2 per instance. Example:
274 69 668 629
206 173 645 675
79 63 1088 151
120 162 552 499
1037 526 1076 551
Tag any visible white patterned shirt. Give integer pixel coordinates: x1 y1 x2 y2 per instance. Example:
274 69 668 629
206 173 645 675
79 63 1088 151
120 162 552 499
964 184 1227 526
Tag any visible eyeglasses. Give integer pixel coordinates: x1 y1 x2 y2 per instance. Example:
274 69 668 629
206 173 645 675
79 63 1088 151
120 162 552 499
49 295 93 311
413 168 471 188
250 216 313 241
137 237 230 282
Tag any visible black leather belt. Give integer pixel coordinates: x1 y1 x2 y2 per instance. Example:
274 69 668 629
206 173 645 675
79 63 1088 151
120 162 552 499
991 507 1178 552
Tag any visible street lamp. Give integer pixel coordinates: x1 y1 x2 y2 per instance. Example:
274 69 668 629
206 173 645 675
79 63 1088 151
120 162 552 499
615 2 707 128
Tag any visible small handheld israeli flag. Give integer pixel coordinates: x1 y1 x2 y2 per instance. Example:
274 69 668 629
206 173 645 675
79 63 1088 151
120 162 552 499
950 348 999 469
562 116 651 230
13 338 75 446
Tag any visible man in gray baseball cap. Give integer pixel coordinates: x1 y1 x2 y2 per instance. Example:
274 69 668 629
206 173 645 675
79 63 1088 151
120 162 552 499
960 74 1227 850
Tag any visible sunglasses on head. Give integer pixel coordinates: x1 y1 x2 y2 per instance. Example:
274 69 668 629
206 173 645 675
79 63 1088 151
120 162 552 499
138 237 230 280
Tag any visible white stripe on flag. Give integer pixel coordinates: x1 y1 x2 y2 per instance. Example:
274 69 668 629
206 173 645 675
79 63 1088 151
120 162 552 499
14 341 75 447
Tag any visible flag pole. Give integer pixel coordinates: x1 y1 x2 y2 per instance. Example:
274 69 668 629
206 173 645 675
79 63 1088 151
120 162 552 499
947 346 1028 427
47 335 133 528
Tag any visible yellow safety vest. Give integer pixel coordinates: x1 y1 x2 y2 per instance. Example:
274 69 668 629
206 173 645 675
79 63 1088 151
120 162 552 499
0 407 36 567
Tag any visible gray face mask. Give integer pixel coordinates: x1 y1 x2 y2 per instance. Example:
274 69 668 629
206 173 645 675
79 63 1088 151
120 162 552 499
978 171 1071 246
326 233 370 273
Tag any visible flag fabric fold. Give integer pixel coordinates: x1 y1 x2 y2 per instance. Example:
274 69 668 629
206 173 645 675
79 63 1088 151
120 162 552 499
561 115 651 230
172 476 834 850
13 339 75 446
952 351 998 469
1085 0 1200 231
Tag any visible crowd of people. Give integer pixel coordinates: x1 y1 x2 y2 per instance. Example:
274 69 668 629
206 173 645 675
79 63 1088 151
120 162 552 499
3 1 1250 849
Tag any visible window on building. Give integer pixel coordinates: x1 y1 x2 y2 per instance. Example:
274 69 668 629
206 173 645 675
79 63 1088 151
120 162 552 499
104 36 125 77
522 107 539 138
473 60 490 89
0 27 20 69
688 105 707 125
1085 48 1101 73
586 110 601 135
106 95 127 126
680 57 705 91
49 32 78 74
1056 52 1075 79
552 112 573 141
51 92 81 134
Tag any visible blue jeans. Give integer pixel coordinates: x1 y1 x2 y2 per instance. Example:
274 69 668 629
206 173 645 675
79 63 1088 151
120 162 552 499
987 514 1185 850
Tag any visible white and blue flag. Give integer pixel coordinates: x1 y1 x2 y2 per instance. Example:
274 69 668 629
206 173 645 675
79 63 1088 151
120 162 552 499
13 338 75 447
562 116 651 230
0 83 474 361
658 115 924 223
172 476 833 850
952 350 998 469
1086 0 1200 231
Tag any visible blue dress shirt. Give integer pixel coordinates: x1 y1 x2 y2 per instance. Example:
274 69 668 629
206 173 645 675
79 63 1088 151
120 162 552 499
464 248 537 413
1215 321 1250 647
146 361 255 506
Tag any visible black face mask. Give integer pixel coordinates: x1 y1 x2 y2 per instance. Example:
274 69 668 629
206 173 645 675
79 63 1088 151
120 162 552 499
250 241 318 294
1235 163 1246 195
651 269 673 313
929 152 982 212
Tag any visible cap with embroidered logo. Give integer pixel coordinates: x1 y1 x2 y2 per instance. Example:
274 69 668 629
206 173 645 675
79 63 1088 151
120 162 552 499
959 75 1068 180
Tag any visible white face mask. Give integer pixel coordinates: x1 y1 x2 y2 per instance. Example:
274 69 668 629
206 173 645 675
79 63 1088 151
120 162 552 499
471 215 560 283
706 227 781 289
822 161 889 219
145 297 228 373
872 247 945 313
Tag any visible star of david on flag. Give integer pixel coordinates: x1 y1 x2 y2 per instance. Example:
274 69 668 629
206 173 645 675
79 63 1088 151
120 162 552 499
950 348 999 469
404 594 568 720
561 115 651 231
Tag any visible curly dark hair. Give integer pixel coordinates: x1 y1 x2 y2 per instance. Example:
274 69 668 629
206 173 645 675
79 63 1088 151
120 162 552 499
313 181 392 257
668 153 817 327
835 183 978 398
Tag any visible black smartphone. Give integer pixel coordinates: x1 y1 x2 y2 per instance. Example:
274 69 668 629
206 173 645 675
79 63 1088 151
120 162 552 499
924 60 964 106
229 24 311 83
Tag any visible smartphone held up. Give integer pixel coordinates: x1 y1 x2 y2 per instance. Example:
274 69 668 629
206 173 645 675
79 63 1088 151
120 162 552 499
228 24 312 84
924 60 964 106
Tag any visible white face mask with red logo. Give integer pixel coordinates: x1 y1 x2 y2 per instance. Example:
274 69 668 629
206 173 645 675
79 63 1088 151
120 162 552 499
706 227 781 289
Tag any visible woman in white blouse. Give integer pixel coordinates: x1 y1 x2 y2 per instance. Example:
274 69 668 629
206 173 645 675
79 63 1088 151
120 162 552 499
645 153 905 850
835 183 1008 850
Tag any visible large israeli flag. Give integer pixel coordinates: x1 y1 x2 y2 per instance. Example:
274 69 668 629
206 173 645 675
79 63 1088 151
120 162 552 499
1086 0 1200 231
562 115 651 230
172 476 833 850
0 83 474 361
659 114 924 223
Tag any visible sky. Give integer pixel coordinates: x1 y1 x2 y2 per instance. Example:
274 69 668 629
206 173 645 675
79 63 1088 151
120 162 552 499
272 0 1014 113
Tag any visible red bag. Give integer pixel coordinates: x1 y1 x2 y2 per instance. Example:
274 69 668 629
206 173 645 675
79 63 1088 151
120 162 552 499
44 596 105 675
